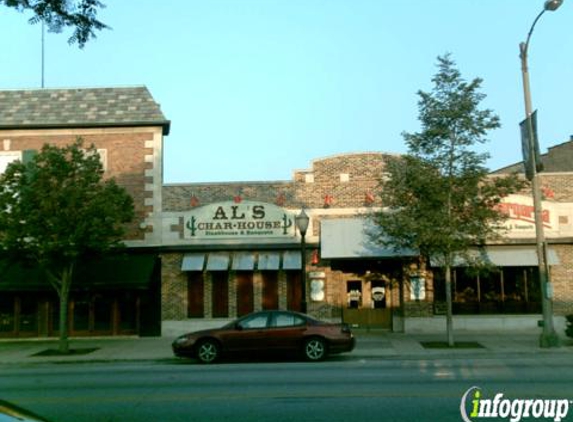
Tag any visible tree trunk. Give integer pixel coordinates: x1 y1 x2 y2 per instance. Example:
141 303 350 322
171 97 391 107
58 264 74 354
445 263 454 347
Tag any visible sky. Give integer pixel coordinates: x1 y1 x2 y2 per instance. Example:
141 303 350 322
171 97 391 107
1 0 572 184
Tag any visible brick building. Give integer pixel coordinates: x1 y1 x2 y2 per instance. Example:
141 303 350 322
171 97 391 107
1 86 571 338
161 143 573 336
0 86 170 337
492 139 573 325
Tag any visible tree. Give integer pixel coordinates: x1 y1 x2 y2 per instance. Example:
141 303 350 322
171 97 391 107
0 139 134 352
2 0 108 47
373 55 523 346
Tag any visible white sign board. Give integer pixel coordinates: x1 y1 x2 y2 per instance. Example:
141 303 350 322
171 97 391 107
184 201 297 240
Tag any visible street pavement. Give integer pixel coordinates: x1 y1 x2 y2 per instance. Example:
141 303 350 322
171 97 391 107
0 329 571 365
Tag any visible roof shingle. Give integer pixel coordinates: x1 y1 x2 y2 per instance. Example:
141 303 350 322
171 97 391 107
0 86 170 134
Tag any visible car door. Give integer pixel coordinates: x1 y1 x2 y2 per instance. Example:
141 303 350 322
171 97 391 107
221 312 271 353
267 312 307 353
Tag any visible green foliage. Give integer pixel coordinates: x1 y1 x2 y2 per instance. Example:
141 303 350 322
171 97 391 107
2 0 108 47
0 138 133 352
0 139 134 272
374 54 524 265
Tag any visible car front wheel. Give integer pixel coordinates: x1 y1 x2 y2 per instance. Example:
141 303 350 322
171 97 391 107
304 337 327 361
196 339 220 364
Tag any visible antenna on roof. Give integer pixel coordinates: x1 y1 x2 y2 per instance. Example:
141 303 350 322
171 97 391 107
41 20 45 88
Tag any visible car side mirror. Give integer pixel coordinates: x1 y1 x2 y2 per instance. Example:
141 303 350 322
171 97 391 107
235 323 244 331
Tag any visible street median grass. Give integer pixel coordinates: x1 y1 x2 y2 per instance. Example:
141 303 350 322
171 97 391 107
31 347 100 357
420 341 485 349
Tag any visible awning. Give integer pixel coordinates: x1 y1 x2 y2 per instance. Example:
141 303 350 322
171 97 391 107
258 252 280 270
181 253 205 271
76 254 158 289
0 254 158 291
320 218 416 259
206 253 230 271
0 262 47 291
232 252 255 270
282 251 301 270
180 250 306 271
430 246 560 267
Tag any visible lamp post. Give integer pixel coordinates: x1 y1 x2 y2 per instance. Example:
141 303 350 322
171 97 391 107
295 209 310 314
519 0 562 347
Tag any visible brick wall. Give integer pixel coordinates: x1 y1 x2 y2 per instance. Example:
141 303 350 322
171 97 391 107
160 252 187 320
162 150 573 322
163 152 390 242
164 152 390 212
552 244 573 315
540 174 573 202
0 128 163 242
493 139 573 174
533 172 573 316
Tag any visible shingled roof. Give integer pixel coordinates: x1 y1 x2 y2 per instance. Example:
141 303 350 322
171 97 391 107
0 86 170 135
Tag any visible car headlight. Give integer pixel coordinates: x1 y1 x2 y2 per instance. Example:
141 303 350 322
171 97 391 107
174 336 190 346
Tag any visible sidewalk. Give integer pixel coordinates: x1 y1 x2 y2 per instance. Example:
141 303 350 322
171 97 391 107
0 331 571 365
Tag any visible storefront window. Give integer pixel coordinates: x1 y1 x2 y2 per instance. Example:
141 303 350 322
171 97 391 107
72 294 90 332
502 267 541 313
187 272 205 318
50 296 60 335
236 272 254 317
93 294 113 333
371 280 386 309
346 281 362 309
118 292 138 332
286 271 302 312
262 272 279 310
0 295 14 334
18 296 38 334
211 272 229 318
434 266 542 314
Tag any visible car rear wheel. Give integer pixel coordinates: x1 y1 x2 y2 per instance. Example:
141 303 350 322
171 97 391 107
196 339 220 364
304 337 327 361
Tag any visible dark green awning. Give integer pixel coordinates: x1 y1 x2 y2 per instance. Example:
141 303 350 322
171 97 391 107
0 254 158 292
0 262 47 291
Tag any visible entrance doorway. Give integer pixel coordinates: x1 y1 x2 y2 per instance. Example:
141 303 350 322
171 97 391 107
342 279 392 329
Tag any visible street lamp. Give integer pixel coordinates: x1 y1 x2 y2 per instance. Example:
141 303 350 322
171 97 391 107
519 0 562 347
295 208 310 314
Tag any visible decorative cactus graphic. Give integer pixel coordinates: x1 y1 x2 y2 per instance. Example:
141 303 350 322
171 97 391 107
282 214 293 235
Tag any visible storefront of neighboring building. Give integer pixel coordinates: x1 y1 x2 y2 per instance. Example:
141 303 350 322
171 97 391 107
161 145 573 335
0 254 161 337
0 87 170 338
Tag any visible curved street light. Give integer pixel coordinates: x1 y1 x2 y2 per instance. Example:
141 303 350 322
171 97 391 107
519 0 563 348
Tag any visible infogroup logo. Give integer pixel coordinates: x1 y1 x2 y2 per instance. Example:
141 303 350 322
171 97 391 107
460 386 571 422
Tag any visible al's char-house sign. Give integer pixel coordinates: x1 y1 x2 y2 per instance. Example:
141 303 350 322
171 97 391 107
185 201 297 240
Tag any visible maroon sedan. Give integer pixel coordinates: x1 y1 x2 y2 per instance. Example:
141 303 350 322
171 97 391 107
172 310 355 363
